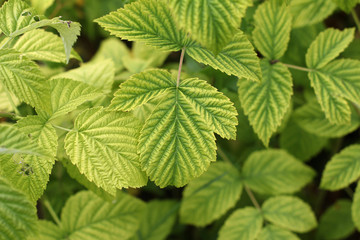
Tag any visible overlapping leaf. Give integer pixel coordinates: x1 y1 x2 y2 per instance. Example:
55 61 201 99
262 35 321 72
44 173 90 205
64 107 147 195
258 225 300 240
180 162 242 226
352 182 360 231
253 0 292 60
320 144 360 190
238 61 293 146
28 221 63 240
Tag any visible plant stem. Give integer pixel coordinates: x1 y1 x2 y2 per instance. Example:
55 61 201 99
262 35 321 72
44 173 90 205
345 187 354 198
282 63 314 72
217 146 232 165
177 48 186 88
0 112 20 120
43 199 61 225
245 185 261 211
352 9 360 32
52 124 72 132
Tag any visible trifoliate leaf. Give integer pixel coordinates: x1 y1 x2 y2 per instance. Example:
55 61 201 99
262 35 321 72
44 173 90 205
317 199 355 240
64 107 147 195
48 78 103 120
242 149 315 195
320 144 360 190
170 0 244 54
258 225 300 240
60 191 145 239
262 196 317 233
0 176 37 240
290 0 336 28
253 0 292 60
238 61 293 146
0 49 50 112
180 162 243 226
95 0 188 51
28 221 63 240
306 28 355 69
332 0 358 12
131 200 178 240
308 71 351 124
218 207 263 240
293 100 360 137
187 32 262 82
353 182 360 231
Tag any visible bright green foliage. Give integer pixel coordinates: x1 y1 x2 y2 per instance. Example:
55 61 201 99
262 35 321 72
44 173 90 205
170 0 245 54
242 149 315 195
280 118 327 161
187 33 262 82
353 182 360 231
253 0 292 60
238 61 293 146
0 49 50 112
290 0 336 28
258 225 300 240
131 200 178 240
95 0 188 52
64 107 147 195
0 176 37 240
0 83 18 112
262 196 317 233
306 28 354 69
30 0 54 14
180 162 243 226
218 207 263 240
332 0 358 12
48 78 103 120
28 221 63 240
293 100 360 137
317 199 355 240
320 144 360 190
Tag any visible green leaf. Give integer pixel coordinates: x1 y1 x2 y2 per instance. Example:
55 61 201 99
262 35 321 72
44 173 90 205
48 78 103 120
170 0 244 54
253 0 292 60
64 107 147 195
180 162 243 226
258 225 300 240
293 100 360 137
238 61 293 146
218 207 263 240
262 196 317 233
109 69 174 111
0 82 19 112
131 200 178 240
352 182 360 231
317 199 355 240
187 32 262 82
60 191 145 239
28 221 63 240
30 0 55 14
290 0 337 28
306 28 355 69
95 0 188 52
13 29 79 63
308 71 351 124
242 149 315 195
320 144 360 190
0 49 50 112
0 176 37 240
332 0 358 12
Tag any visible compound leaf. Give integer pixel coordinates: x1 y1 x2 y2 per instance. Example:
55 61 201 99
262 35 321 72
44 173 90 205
180 162 243 226
258 225 300 240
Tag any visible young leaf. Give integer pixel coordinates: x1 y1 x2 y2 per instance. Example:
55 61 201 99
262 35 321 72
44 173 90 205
320 144 360 190
290 0 337 28
352 182 360 231
332 0 358 13
0 49 51 112
218 207 263 240
293 100 360 138
316 199 355 240
306 28 355 69
308 71 351 124
170 0 244 54
64 107 147 195
187 32 262 82
262 196 317 233
258 225 300 240
95 0 188 51
242 149 315 195
0 176 37 240
131 200 178 240
253 0 292 60
238 61 293 146
180 162 243 227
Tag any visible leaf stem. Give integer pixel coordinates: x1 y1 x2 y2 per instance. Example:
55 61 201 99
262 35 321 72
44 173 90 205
0 112 21 120
345 187 354 198
52 124 72 132
244 185 262 211
43 199 61 226
352 8 360 32
282 63 314 72
177 48 186 88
